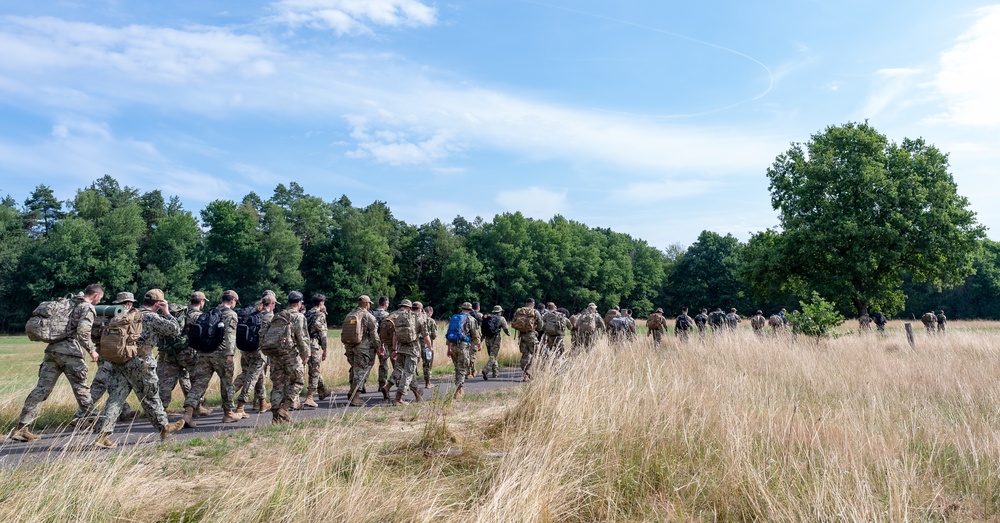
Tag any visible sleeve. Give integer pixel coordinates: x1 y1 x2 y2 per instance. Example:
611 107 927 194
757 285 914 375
75 304 97 354
313 311 328 350
468 317 481 345
222 310 237 356
417 315 428 338
501 317 511 336
294 314 311 359
364 313 381 347
427 318 437 340
148 311 182 337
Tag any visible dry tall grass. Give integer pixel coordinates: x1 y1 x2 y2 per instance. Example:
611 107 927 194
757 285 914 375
3 325 1000 522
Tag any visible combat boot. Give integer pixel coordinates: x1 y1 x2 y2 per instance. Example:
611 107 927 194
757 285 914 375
302 391 318 409
234 402 250 419
195 403 213 417
411 385 423 403
93 433 116 449
453 386 464 400
425 375 434 389
317 384 333 401
10 424 40 442
380 382 391 401
348 388 364 407
182 406 198 428
159 420 185 441
272 408 291 425
222 409 241 423
482 368 489 381
392 390 406 406
259 398 271 411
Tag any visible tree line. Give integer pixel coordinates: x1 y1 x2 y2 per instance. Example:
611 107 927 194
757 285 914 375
0 125 995 331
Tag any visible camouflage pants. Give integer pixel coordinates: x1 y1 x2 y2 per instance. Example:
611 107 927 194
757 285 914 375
185 351 235 411
541 334 565 357
697 327 707 340
349 343 376 392
85 357 136 419
234 350 268 404
518 331 538 376
450 342 471 389
19 352 93 426
96 355 170 435
377 349 392 388
676 329 690 343
483 335 502 376
649 329 664 347
306 346 327 393
390 344 419 392
266 349 305 410
157 349 194 408
419 341 434 379
344 343 356 390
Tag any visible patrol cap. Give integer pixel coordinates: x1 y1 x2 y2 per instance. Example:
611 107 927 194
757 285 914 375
492 305 503 313
288 291 304 303
190 291 206 301
358 295 372 304
546 302 556 309
460 302 473 310
144 289 165 302
222 290 240 303
399 299 412 308
261 290 276 299
112 292 136 304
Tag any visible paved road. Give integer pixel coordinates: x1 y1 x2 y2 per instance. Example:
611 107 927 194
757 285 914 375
0 368 524 468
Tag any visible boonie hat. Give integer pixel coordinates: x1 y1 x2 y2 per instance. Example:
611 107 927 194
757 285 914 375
492 305 503 313
460 302 473 310
399 299 412 308
112 292 136 304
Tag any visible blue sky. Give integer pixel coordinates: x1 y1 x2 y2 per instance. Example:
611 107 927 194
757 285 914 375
1 0 998 249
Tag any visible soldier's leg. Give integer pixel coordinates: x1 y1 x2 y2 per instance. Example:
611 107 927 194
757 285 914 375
61 354 94 414
88 358 111 407
184 355 215 410
451 344 469 389
396 353 418 393
288 354 306 410
215 352 237 412
351 346 376 394
487 337 501 375
267 352 287 410
237 351 266 404
307 347 322 393
125 355 170 431
17 354 62 426
378 351 392 388
157 353 181 408
96 364 130 436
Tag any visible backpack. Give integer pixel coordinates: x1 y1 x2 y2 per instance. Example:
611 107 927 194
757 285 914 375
99 308 143 363
676 315 692 331
393 311 418 344
646 313 663 330
260 310 294 352
921 312 936 325
341 309 365 345
577 313 597 334
235 307 265 352
482 314 503 338
608 316 629 333
25 296 76 343
189 307 225 353
159 306 190 355
379 312 397 347
446 313 470 343
543 313 564 336
510 307 537 333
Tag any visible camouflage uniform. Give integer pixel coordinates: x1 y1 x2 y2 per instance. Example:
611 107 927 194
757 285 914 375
156 305 197 408
725 311 741 330
694 311 709 339
18 294 97 426
515 307 544 379
575 309 604 352
467 310 484 376
305 307 329 398
389 308 428 394
370 307 391 391
263 307 310 415
540 311 569 357
449 312 481 391
750 313 766 336
234 309 273 406
418 313 437 383
96 306 180 435
184 304 238 412
937 311 947 333
482 315 510 377
344 308 380 400
646 312 667 347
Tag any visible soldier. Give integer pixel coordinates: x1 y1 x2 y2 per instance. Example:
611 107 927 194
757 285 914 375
302 294 332 409
540 302 569 357
937 310 947 333
260 291 311 424
379 299 414 399
921 311 937 334
750 310 766 336
725 308 741 330
481 305 510 380
511 298 544 381
415 303 437 389
10 285 104 442
183 290 241 428
156 291 205 412
233 292 276 417
645 307 668 347
467 302 484 378
694 308 709 340
448 302 482 399
603 307 620 333
575 303 604 352
709 308 726 332
872 311 887 333
370 296 391 398
567 310 580 352
858 313 872 333
768 313 786 334
674 308 693 343
385 299 431 405
343 295 380 406
93 290 185 449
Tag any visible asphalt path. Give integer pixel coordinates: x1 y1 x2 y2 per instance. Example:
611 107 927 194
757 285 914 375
0 367 524 468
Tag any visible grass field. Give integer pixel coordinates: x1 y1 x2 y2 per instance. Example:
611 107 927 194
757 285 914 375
3 321 1000 521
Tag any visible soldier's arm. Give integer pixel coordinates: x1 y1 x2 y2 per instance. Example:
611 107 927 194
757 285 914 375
76 305 98 355
417 317 432 349
314 312 328 351
147 311 182 337
469 319 482 346
427 318 437 341
294 315 311 360
501 317 511 336
221 312 237 356
364 314 380 348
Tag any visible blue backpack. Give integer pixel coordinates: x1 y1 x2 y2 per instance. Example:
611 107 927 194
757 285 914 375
446 313 470 343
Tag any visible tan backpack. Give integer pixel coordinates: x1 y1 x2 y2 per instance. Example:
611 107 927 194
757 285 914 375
99 308 143 363
646 313 663 330
260 310 294 352
511 307 537 333
341 309 365 345
378 312 397 348
25 295 76 343
393 311 418 344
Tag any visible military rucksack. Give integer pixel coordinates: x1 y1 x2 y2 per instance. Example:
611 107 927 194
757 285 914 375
510 307 537 333
646 313 664 330
235 306 265 352
542 313 564 336
921 312 936 325
189 307 225 353
99 308 143 363
341 309 365 345
159 306 190 355
481 314 503 338
260 310 294 352
608 316 630 333
577 313 597 334
378 311 398 347
25 295 76 343
393 311 418 344
675 314 692 331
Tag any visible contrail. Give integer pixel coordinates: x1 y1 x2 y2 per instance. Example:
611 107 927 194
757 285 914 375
519 0 775 118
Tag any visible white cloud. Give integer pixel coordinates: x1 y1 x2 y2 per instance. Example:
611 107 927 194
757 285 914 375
610 179 718 205
855 67 923 120
932 5 1000 127
495 187 568 220
270 0 437 35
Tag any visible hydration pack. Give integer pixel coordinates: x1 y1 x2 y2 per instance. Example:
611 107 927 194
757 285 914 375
446 313 470 343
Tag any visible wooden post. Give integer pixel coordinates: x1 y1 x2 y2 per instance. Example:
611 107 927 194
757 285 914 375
904 322 915 348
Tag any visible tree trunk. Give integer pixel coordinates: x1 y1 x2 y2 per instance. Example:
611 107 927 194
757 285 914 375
851 297 869 318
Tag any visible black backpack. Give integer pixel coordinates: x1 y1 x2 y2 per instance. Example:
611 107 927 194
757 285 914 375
235 307 265 351
189 308 224 353
482 314 503 337
676 314 692 331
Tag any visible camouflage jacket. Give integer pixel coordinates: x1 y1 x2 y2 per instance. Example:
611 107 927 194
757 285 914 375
137 306 182 357
307 307 328 351
212 305 239 357
47 293 97 359
278 307 311 360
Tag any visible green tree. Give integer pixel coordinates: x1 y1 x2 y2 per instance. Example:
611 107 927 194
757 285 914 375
787 292 845 339
744 122 985 317
0 196 30 330
22 184 63 237
672 231 750 312
198 199 263 298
